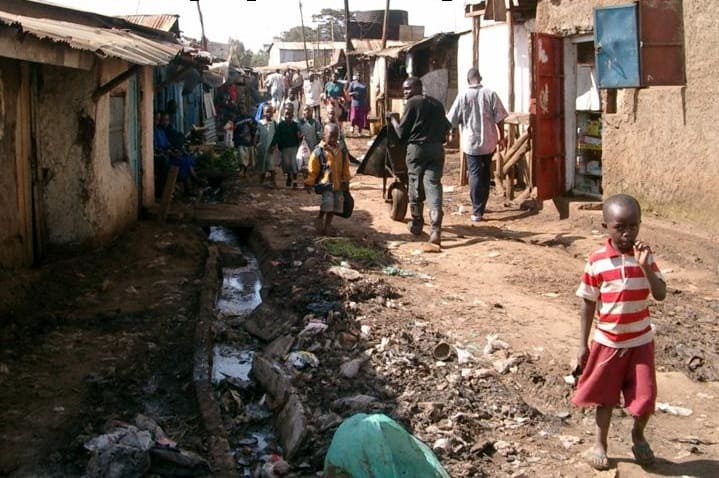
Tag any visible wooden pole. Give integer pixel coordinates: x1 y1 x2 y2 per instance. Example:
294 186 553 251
472 16 479 69
508 8 515 112
344 0 352 79
381 0 390 49
299 0 310 71
158 165 179 224
195 0 207 50
380 0 390 123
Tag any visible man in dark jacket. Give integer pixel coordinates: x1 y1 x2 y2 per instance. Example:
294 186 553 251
389 77 451 250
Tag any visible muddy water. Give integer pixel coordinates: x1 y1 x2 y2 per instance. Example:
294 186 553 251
208 227 279 470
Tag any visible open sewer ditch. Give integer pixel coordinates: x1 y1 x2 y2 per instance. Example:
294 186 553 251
207 226 282 476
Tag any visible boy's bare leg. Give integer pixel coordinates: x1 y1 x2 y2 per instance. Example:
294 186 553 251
631 413 655 465
324 212 334 235
315 212 326 235
587 406 612 470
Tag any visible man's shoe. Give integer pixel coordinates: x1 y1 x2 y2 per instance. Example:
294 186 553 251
471 214 482 223
408 219 424 235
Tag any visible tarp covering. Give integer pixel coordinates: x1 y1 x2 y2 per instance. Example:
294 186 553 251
324 414 450 478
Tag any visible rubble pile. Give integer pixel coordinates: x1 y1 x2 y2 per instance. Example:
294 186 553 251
214 238 562 477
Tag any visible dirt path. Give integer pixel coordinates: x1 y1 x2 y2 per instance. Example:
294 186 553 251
1 136 717 477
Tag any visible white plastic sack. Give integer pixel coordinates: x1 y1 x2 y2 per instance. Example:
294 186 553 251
296 139 311 171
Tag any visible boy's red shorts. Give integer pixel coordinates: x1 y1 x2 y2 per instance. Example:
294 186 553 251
571 341 656 417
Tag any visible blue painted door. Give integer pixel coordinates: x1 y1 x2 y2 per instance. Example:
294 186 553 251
594 5 640 88
127 74 140 190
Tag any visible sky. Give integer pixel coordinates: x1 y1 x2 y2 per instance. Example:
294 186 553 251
44 0 469 52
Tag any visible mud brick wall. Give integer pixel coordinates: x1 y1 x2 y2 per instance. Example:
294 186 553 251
536 0 719 233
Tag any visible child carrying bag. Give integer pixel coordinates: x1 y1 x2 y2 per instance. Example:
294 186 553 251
312 146 354 219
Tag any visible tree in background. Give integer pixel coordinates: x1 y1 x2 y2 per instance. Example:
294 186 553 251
228 38 269 67
274 8 350 43
275 25 316 43
313 8 348 41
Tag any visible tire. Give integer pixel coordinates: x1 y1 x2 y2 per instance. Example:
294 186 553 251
388 186 408 222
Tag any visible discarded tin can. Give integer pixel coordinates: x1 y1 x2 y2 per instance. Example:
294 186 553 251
432 342 454 361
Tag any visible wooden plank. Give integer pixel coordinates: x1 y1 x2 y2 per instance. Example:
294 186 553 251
493 150 505 197
17 63 33 264
158 165 179 224
502 141 530 174
503 130 529 162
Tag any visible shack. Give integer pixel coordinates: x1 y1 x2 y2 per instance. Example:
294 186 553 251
0 0 183 267
530 0 718 232
350 32 463 121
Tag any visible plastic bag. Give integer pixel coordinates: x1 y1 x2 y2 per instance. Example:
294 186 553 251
296 139 311 171
324 413 450 478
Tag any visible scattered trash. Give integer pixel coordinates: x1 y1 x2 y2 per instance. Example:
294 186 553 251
543 292 560 298
483 334 510 355
328 265 362 281
298 320 328 337
340 357 366 379
493 356 521 374
292 260 303 267
287 351 320 369
487 252 501 258
657 402 693 416
261 454 290 477
455 347 474 364
125 285 139 295
85 425 153 478
563 374 576 386
432 437 452 455
324 414 450 478
360 325 371 339
382 266 433 280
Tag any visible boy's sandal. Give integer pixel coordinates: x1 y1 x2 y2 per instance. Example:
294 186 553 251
584 448 610 471
631 442 656 466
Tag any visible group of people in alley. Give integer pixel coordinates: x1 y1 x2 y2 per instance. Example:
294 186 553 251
155 64 668 472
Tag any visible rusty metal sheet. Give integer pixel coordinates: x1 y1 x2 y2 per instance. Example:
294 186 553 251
0 11 182 66
118 14 179 33
531 33 565 201
639 0 685 85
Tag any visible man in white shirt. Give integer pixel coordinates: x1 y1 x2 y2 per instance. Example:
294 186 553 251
265 69 285 111
303 73 323 121
447 68 508 223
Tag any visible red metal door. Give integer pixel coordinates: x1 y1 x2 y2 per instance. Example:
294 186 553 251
531 33 565 201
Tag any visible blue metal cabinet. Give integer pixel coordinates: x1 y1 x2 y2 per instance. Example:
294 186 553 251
594 4 640 88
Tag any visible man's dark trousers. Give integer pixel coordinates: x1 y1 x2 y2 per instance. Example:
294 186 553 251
466 153 493 217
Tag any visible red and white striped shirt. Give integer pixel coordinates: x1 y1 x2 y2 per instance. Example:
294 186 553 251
576 239 664 348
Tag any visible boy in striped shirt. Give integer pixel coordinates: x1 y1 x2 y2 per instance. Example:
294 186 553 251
573 194 666 470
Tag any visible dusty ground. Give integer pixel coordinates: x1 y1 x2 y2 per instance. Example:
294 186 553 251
1 133 718 477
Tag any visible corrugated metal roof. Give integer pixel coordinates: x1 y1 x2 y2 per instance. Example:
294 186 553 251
270 39 407 53
0 10 182 66
351 32 462 59
118 14 179 33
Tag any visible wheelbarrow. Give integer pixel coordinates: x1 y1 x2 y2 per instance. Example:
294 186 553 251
356 124 408 221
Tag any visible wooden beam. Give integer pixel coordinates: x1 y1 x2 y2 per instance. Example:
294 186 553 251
472 16 480 69
92 64 140 101
158 165 179 224
0 29 94 70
